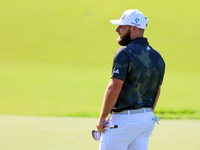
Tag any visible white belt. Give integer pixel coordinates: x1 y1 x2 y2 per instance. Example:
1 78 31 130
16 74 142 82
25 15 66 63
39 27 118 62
111 108 152 114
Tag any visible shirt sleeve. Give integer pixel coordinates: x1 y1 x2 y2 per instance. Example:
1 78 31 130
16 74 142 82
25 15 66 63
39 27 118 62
111 48 130 81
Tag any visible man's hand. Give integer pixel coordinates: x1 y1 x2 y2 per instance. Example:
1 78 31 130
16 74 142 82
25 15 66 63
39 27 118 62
96 118 106 133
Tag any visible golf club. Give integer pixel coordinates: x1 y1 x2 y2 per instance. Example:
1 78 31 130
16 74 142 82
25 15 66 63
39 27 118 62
92 125 118 141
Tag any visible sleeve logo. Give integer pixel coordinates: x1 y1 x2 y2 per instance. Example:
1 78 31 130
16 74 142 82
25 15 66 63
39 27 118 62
113 69 120 74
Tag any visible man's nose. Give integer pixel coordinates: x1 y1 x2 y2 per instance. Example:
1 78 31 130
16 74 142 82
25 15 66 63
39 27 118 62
116 26 120 32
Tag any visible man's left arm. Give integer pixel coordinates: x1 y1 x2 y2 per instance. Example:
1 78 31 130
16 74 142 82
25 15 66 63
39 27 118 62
152 85 161 112
96 78 124 132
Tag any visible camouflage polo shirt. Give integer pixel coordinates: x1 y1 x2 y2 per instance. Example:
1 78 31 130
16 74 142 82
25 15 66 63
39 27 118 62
111 37 165 112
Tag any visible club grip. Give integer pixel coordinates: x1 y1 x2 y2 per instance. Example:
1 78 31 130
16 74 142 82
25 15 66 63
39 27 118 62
104 124 118 129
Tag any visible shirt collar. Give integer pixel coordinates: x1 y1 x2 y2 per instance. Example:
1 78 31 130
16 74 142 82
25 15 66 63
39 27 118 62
130 37 149 45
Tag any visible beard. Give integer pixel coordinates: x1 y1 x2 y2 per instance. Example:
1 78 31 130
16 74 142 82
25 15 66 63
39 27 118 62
117 30 131 46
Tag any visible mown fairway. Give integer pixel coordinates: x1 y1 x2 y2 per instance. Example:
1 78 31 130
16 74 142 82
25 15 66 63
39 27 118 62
0 0 200 118
0 115 200 150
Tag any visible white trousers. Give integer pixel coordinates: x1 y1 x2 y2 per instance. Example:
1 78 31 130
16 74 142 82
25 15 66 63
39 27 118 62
99 110 155 150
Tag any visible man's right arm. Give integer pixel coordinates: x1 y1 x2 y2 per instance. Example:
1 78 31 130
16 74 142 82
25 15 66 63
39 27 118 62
96 78 124 133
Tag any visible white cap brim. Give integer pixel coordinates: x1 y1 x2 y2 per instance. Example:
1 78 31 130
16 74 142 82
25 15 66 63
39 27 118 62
110 20 126 25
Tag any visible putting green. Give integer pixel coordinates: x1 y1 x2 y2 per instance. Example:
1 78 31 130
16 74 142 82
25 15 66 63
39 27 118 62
0 116 199 150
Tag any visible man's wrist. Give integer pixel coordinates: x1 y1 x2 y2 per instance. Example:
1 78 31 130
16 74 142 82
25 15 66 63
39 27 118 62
99 114 107 120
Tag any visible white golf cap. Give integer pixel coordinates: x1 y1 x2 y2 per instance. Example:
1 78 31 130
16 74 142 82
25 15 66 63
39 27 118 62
110 9 148 29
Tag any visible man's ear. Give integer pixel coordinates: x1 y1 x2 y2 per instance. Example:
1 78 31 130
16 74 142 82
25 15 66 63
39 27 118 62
130 26 137 33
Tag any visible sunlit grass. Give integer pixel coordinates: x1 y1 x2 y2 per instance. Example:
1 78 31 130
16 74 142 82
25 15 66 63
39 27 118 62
0 0 200 118
0 116 200 150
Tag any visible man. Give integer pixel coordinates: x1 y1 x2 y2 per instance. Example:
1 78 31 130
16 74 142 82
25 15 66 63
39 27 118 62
96 9 165 150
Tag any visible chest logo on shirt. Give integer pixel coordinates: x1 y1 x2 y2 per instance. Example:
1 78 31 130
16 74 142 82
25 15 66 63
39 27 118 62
113 69 120 74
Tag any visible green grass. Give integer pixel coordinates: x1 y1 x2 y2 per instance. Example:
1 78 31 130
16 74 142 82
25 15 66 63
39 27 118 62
0 0 200 118
1 61 199 118
0 115 200 150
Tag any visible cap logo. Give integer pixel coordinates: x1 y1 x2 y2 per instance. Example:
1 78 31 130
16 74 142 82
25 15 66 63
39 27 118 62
121 14 126 20
135 18 139 23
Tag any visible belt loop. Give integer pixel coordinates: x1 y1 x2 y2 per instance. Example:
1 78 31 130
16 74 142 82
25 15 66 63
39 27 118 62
128 110 130 115
143 108 145 113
